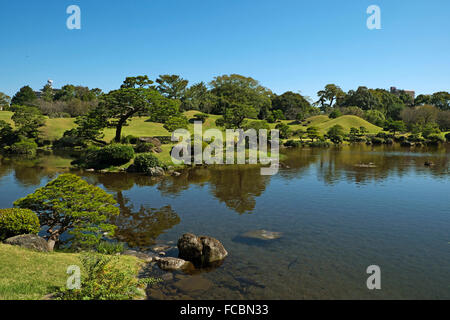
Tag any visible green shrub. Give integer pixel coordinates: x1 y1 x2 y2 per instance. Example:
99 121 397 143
54 252 150 300
121 135 139 145
134 141 154 153
9 139 38 156
284 140 302 148
87 144 135 169
133 153 162 174
329 109 342 119
0 208 40 240
308 140 330 148
193 113 209 123
445 132 450 142
54 130 87 148
371 137 384 145
426 133 445 145
96 241 125 255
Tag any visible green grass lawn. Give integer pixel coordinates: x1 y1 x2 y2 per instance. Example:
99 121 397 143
0 243 140 300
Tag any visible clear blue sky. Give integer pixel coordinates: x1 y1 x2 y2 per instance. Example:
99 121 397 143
1 0 449 99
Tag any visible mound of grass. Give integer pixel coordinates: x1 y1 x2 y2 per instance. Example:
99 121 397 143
314 115 382 134
0 243 140 300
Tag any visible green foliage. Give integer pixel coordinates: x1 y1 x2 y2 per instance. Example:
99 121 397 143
120 135 139 144
193 113 209 123
133 153 162 174
384 120 406 135
421 123 441 139
329 109 342 119
306 126 320 141
96 241 125 255
326 124 345 144
271 91 312 120
275 123 293 139
426 133 445 145
209 74 272 117
53 129 87 148
0 208 40 240
11 86 37 106
0 92 11 108
134 141 154 153
163 114 189 132
0 120 17 147
308 140 330 148
215 103 255 129
87 144 135 169
284 139 302 148
9 138 38 156
364 109 386 127
11 105 45 139
54 252 147 300
156 74 188 99
14 174 119 249
445 132 450 142
316 84 345 113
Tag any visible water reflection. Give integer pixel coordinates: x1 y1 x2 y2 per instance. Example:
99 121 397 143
110 191 180 249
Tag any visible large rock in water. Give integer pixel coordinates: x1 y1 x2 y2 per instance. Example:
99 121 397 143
177 233 228 267
4 234 50 252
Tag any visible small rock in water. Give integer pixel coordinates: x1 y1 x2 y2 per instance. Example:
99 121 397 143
151 244 171 252
157 257 193 271
121 250 155 263
240 230 282 241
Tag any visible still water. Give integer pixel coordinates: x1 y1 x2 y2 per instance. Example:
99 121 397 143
0 145 449 299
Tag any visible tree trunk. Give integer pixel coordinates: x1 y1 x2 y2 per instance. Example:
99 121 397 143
115 121 124 143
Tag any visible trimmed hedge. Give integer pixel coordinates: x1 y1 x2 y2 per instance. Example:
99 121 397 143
0 208 40 240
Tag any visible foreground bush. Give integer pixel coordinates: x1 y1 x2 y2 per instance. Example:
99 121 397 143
96 241 125 255
133 153 163 174
54 252 151 300
0 208 40 240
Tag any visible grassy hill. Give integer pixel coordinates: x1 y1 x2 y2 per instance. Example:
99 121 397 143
1 110 382 141
314 115 382 134
0 243 140 300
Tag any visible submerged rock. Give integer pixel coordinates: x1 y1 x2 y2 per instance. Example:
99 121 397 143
240 230 282 241
173 275 213 293
177 233 228 267
354 162 377 168
424 160 435 166
4 234 49 252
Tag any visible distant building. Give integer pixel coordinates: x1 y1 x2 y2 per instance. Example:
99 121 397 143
34 80 60 98
390 86 415 101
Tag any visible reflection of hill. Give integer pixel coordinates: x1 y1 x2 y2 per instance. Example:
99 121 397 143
314 145 450 185
208 166 270 214
110 191 180 249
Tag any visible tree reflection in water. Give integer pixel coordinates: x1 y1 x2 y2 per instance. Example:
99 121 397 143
110 191 180 249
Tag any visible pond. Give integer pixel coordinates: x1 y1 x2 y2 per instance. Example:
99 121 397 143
0 144 449 299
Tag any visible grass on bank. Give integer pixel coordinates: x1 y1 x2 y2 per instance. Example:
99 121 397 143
0 243 141 300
